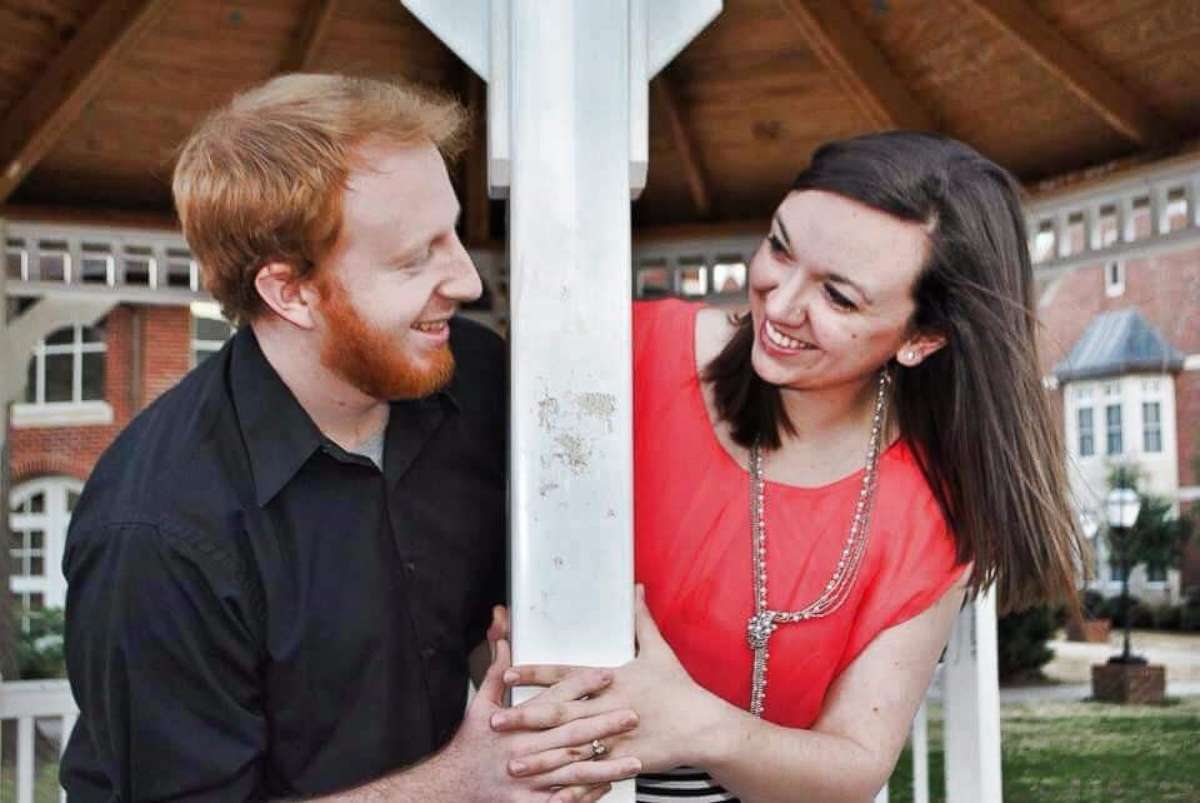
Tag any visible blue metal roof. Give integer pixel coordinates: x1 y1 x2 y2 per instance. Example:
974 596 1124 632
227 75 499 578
1054 309 1185 382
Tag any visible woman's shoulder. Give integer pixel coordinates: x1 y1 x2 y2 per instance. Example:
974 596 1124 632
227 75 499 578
632 298 710 373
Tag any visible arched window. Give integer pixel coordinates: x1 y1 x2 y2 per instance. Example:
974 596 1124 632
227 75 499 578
9 477 81 628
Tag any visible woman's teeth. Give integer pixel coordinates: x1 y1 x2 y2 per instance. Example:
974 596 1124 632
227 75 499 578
412 320 447 333
765 320 812 350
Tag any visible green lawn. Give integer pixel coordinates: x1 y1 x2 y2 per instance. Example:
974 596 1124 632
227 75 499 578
889 697 1200 803
3 699 1199 802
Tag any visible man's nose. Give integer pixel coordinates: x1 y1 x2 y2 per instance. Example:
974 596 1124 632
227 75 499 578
441 238 484 303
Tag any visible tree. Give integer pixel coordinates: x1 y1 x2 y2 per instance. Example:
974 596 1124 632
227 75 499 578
1108 465 1194 582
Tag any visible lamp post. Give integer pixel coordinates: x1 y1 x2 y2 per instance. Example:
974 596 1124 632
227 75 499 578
1105 487 1142 664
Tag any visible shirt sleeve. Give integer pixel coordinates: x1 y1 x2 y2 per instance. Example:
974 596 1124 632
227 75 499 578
63 520 266 802
836 483 968 675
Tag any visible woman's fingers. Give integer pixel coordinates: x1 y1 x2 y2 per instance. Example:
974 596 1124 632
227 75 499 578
528 755 641 790
509 743 601 777
517 708 639 755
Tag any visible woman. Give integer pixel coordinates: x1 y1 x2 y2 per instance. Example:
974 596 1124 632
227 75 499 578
494 132 1085 802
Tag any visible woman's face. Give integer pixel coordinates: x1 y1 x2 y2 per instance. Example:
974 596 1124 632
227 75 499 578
747 190 938 391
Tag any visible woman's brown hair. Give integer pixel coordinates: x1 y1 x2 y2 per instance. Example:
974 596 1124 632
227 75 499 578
705 132 1086 613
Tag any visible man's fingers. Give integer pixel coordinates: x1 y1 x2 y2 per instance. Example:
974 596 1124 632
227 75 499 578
518 709 639 755
487 605 510 647
476 638 512 707
549 784 614 803
503 664 579 690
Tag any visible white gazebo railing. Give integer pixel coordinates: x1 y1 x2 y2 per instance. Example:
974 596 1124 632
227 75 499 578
0 679 77 803
0 595 1001 802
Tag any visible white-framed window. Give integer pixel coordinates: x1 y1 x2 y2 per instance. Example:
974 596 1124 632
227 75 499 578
1104 259 1125 297
1129 196 1152 240
6 237 29 280
711 258 747 295
191 302 236 366
1077 407 1095 457
1165 187 1188 232
678 260 707 297
13 324 112 428
1105 403 1123 455
9 477 81 628
1142 401 1162 453
635 260 671 298
1096 204 1119 248
1146 563 1168 583
1031 220 1056 263
37 239 71 283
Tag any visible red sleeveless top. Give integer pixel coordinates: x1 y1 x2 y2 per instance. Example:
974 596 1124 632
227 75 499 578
633 299 966 727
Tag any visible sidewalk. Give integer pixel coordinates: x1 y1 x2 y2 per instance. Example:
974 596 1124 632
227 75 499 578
998 629 1200 703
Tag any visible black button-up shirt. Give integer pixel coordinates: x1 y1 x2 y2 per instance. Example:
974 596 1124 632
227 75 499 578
61 319 507 801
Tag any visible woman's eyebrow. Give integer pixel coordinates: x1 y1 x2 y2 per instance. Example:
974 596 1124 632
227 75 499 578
773 214 793 250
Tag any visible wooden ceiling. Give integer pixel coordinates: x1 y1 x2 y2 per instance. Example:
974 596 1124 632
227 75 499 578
2 0 1199 241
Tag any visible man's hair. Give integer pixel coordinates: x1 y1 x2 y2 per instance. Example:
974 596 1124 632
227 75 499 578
173 73 467 323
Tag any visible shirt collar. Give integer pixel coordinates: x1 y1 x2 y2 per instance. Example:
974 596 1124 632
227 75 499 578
230 327 461 506
229 327 325 507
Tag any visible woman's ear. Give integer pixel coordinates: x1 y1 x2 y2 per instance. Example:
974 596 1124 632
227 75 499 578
254 261 318 330
895 332 948 367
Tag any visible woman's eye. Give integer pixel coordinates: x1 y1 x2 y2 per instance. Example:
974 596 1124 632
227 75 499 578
767 234 787 256
824 283 857 310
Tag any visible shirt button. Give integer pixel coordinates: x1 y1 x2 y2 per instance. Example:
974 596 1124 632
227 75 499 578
403 561 416 574
421 646 436 659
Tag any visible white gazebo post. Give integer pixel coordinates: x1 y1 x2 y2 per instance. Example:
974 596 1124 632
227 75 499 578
943 591 1003 803
400 3 720 797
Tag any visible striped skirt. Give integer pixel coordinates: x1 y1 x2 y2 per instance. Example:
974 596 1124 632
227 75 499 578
636 767 738 802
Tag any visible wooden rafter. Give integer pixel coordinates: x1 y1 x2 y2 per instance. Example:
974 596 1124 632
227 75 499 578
281 0 340 73
777 0 934 132
652 74 712 218
961 0 1169 147
462 70 490 246
0 0 172 203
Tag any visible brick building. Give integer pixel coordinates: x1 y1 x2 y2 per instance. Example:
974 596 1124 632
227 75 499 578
6 154 1200 624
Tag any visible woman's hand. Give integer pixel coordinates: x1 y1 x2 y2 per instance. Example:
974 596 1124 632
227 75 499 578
492 586 732 775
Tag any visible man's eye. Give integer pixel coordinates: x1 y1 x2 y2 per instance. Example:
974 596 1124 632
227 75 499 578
825 284 857 310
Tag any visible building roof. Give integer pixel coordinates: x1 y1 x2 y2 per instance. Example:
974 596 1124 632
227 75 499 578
1054 309 1185 382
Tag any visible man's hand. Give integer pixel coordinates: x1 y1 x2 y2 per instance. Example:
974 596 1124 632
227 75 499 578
444 635 642 802
494 586 729 775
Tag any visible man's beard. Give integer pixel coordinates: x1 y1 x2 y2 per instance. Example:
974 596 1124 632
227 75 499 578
316 274 455 400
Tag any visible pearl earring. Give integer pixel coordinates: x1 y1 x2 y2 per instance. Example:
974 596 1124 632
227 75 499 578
906 351 917 362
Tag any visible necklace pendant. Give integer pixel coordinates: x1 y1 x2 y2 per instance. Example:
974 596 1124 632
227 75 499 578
746 610 777 651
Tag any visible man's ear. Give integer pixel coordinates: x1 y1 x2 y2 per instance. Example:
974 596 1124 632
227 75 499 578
254 261 319 330
895 331 948 367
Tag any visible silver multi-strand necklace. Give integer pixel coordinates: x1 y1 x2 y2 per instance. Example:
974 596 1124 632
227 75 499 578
745 370 890 717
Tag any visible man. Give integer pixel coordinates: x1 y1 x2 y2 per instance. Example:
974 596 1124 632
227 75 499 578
61 74 640 802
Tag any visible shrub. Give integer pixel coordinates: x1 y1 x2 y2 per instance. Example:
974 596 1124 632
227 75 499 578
13 608 66 680
1152 604 1183 631
997 605 1056 683
1108 595 1150 628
